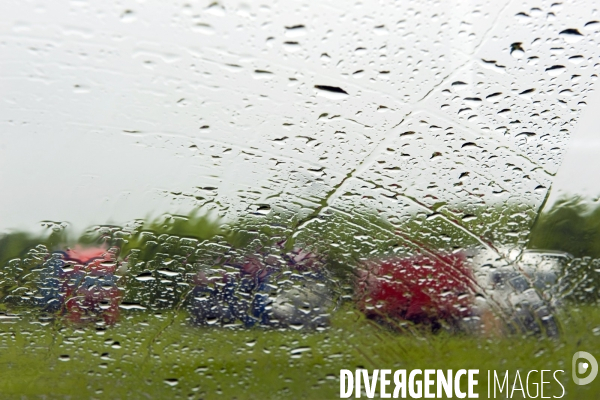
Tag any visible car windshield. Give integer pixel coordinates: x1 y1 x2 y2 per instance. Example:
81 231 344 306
1 0 600 398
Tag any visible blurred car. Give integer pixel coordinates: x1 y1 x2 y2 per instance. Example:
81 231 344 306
355 246 566 336
187 246 334 329
355 251 477 333
36 246 122 325
469 246 567 337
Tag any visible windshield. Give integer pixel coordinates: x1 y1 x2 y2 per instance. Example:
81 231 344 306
1 0 599 398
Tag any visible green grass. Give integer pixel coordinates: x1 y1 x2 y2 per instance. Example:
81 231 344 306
0 305 599 399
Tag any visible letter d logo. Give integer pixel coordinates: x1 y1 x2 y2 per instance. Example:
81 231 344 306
572 351 598 385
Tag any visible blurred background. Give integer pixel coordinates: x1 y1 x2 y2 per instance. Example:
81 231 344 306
1 1 600 398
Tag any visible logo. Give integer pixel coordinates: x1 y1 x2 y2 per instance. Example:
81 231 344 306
572 351 598 385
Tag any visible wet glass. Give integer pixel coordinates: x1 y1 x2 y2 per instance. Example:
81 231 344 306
1 0 600 398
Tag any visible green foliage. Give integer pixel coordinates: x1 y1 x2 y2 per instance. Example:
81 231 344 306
0 226 68 307
291 210 397 283
222 213 294 250
529 197 600 258
76 211 225 262
0 227 67 268
528 197 600 304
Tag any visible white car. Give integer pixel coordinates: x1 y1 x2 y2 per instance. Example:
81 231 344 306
468 246 569 337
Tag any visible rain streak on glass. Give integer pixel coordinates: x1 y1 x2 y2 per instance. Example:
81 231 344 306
0 0 599 398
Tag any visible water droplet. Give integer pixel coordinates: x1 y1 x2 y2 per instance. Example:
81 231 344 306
559 28 584 43
285 25 306 38
545 65 566 76
584 21 600 31
510 43 525 58
314 85 349 100
120 10 136 23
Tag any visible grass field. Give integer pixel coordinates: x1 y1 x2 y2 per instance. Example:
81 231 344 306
0 304 599 399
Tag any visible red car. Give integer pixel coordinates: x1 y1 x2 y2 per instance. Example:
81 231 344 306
355 251 477 332
38 246 122 325
355 247 562 336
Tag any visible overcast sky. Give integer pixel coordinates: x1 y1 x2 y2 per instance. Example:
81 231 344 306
0 0 598 237
546 83 600 207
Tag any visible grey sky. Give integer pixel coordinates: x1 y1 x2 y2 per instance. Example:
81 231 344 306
1 0 598 237
546 83 600 206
